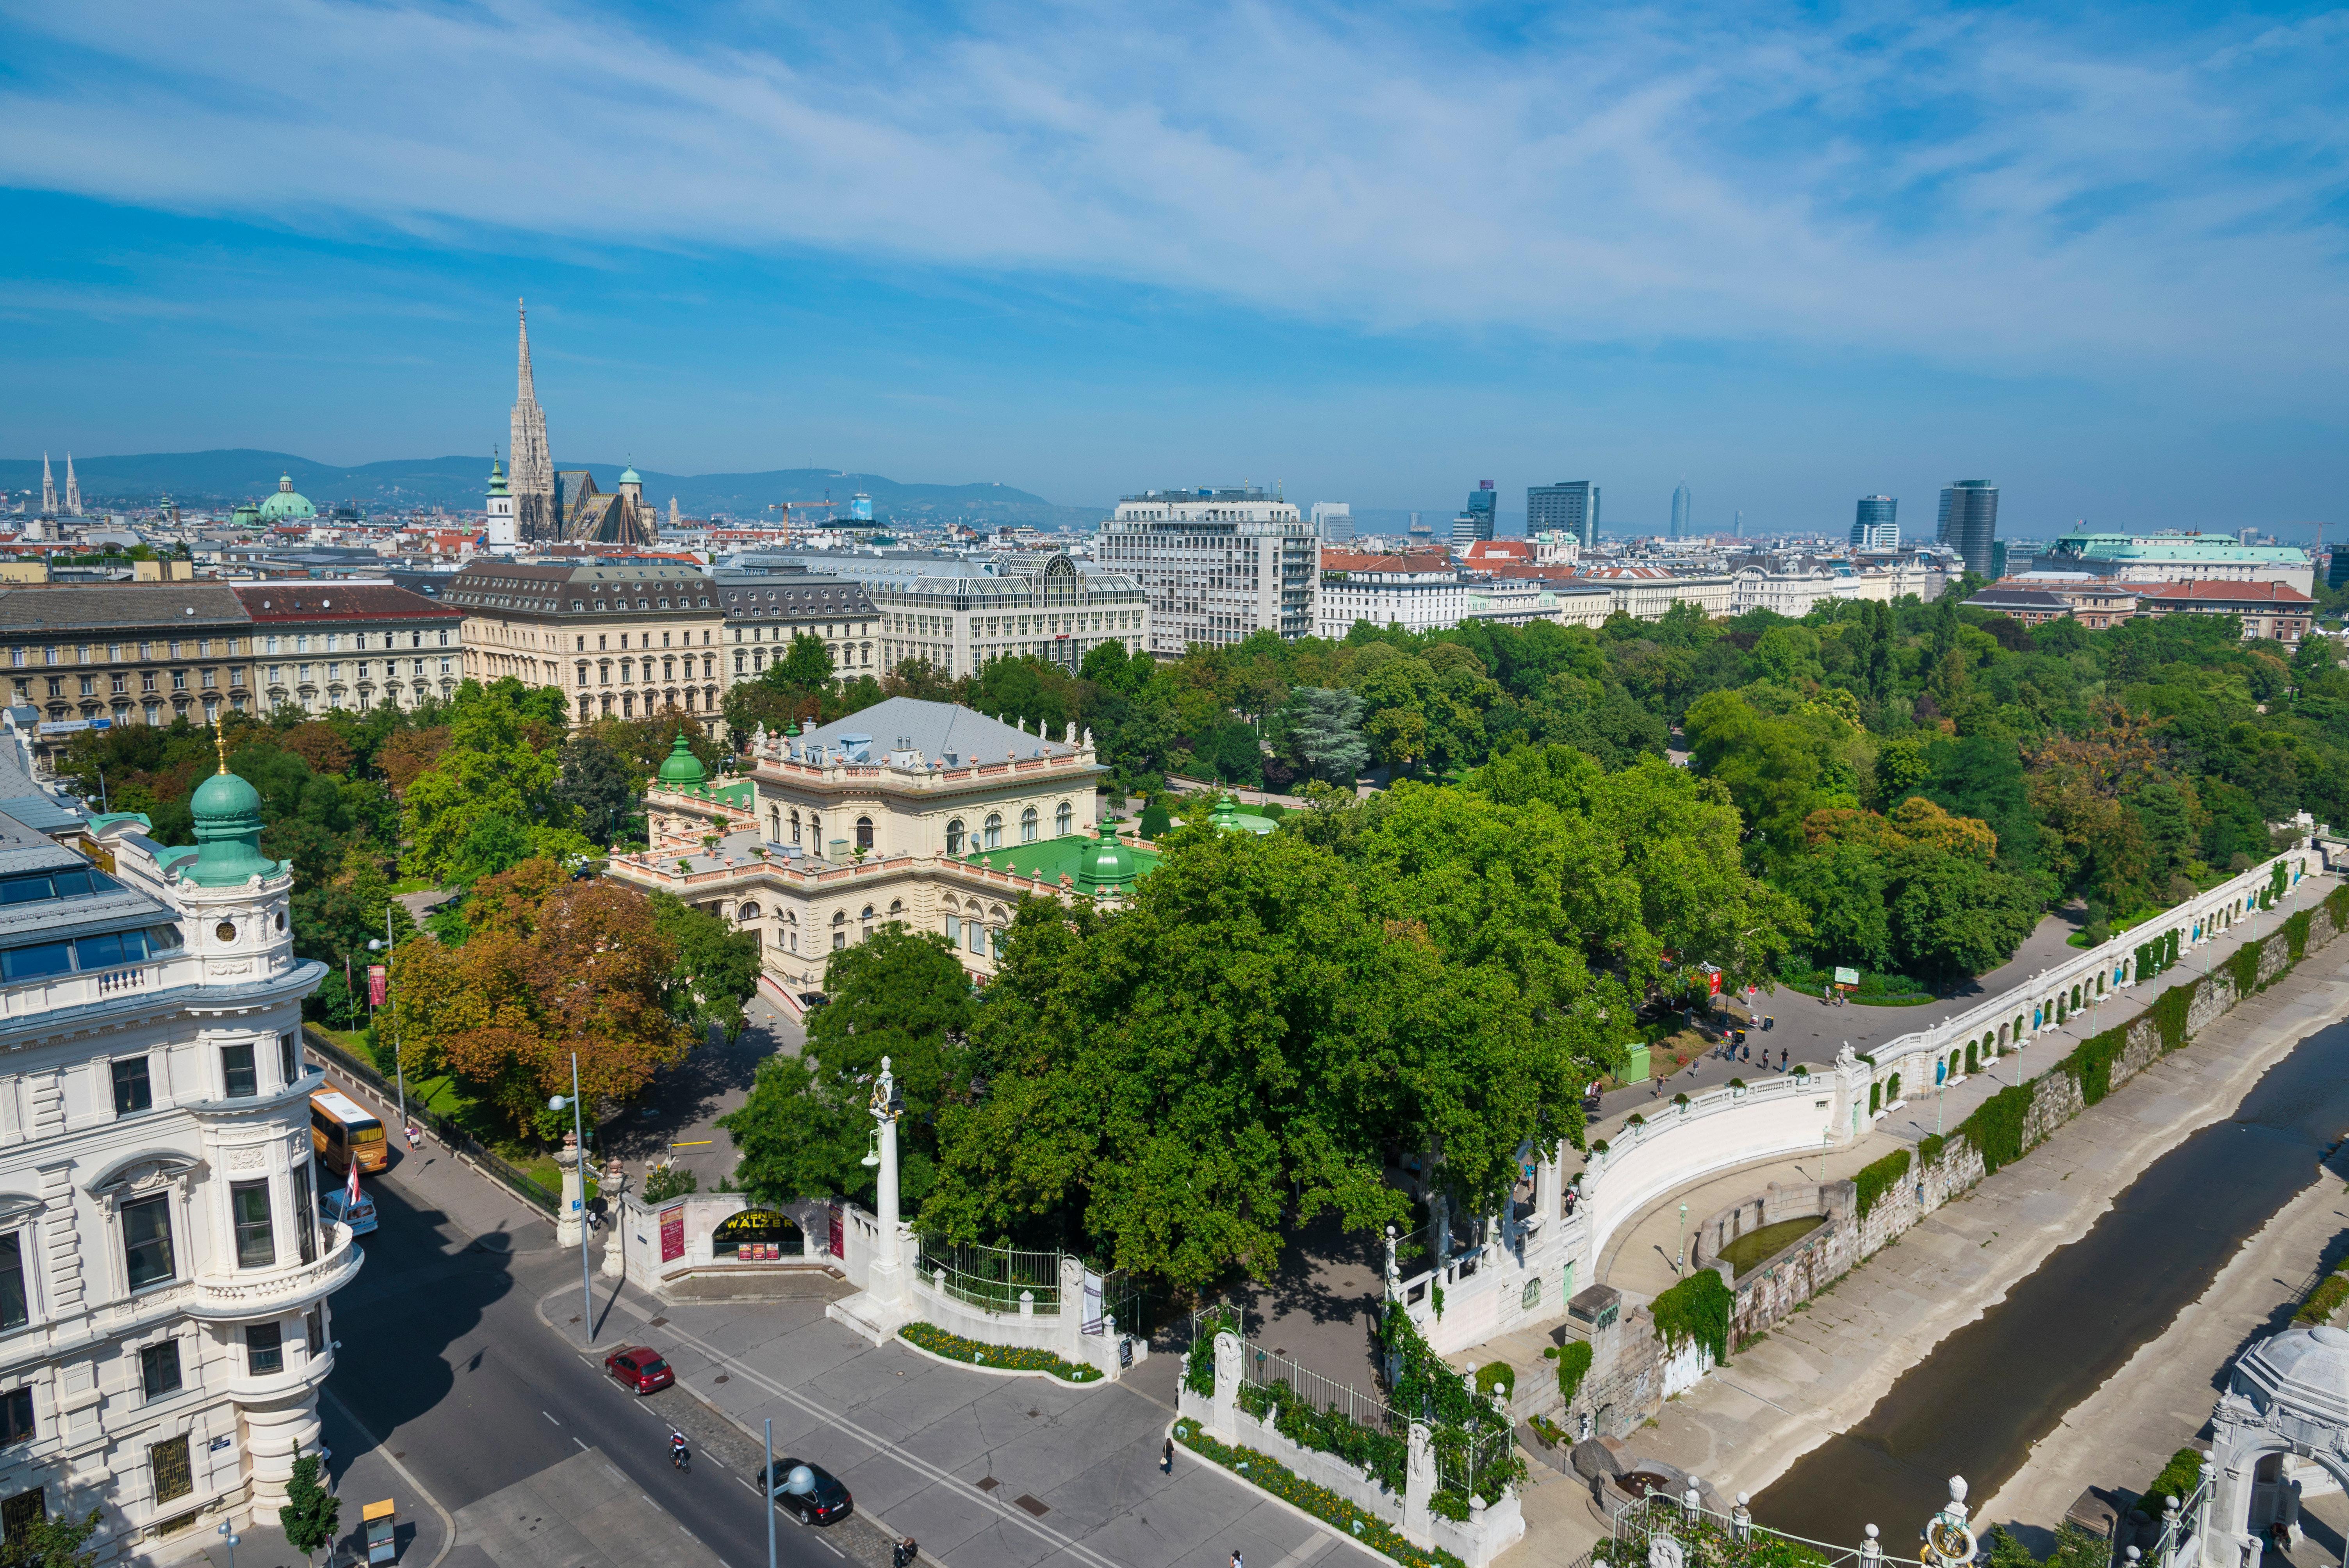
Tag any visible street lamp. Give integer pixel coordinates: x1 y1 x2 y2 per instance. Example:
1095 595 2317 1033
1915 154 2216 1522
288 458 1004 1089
368 904 406 1130
1676 1201 1690 1274
549 1052 593 1344
217 1522 240 1568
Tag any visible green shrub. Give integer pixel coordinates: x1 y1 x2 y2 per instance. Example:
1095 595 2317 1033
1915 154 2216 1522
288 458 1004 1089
2227 941 2262 998
1239 1379 1409 1493
1473 1362 1515 1399
2137 1448 2204 1517
1962 1083 2035 1174
1917 1132 1947 1168
1886 1072 1902 1103
1868 1082 1881 1115
1548 1340 1593 1404
1429 1490 1471 1523
1187 1306 1239 1397
1854 1148 1911 1218
1650 1269 1734 1364
2286 909 2313 961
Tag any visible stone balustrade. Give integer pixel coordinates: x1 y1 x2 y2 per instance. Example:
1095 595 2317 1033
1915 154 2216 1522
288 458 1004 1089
186 1223 362 1319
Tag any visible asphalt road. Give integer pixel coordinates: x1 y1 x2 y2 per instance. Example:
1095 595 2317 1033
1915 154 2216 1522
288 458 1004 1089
324 1141 843 1568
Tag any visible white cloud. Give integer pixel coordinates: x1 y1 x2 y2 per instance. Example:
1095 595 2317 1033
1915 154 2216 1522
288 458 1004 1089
2 0 2344 394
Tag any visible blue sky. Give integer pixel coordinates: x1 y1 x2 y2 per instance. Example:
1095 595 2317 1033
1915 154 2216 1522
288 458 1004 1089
2 0 2346 536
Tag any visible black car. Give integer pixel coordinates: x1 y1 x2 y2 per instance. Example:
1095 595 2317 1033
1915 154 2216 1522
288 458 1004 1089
759 1460 853 1525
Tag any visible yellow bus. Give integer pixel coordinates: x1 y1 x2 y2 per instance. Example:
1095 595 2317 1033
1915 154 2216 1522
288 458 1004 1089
311 1089 389 1176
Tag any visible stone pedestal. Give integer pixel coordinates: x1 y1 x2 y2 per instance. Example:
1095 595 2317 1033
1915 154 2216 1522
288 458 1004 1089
555 1132 583 1249
600 1162 628 1280
1405 1421 1435 1541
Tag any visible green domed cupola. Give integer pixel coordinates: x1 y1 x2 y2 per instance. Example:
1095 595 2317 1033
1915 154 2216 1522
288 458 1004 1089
1074 821 1136 898
656 732 706 789
184 734 281 887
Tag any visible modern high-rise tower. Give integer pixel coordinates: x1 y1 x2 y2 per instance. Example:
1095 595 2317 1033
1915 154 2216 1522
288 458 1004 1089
508 301 556 543
1937 480 1998 578
1457 480 1497 544
1310 502 1354 542
1527 481 1600 549
1851 495 1898 551
1670 480 1691 540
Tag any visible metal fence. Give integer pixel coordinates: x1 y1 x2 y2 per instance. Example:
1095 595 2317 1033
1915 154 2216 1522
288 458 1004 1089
301 1027 562 1215
916 1234 1064 1314
1240 1341 1401 1434
1605 1493 1930 1568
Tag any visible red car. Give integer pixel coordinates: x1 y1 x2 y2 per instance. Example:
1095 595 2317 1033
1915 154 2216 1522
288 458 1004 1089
604 1346 675 1394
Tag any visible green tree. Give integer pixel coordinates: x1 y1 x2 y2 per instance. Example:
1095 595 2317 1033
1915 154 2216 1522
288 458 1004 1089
278 1449 341 1564
650 891 761 1038
723 925 971 1210
400 687 591 882
556 732 640 845
0 1507 102 1568
1279 686 1371 783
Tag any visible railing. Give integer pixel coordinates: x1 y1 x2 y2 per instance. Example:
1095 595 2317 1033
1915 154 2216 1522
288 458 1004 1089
916 1234 1063 1314
300 1027 560 1215
1604 1493 1928 1568
1240 1341 1399 1433
187 1225 364 1317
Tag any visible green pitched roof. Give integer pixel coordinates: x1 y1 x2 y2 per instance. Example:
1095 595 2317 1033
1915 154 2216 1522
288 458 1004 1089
958 828 1160 890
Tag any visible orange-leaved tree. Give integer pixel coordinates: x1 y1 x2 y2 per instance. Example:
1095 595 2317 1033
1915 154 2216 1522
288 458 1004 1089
390 858 692 1137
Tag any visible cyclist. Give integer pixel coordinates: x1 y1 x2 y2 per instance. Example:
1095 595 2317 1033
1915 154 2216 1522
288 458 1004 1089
670 1432 690 1470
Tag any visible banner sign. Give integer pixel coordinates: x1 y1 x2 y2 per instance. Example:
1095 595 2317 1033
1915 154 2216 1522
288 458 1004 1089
828 1209 845 1259
367 964 387 1007
713 1208 802 1258
659 1204 686 1263
1080 1267 1105 1335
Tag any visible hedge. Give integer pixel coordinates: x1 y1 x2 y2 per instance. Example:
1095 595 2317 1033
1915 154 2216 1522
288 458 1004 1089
2137 1448 2204 1518
1173 1420 1468 1568
1237 1379 1408 1493
1853 1148 1912 1218
899 1323 1101 1382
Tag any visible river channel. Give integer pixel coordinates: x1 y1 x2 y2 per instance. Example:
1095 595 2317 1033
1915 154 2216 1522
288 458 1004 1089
1751 1016 2349 1548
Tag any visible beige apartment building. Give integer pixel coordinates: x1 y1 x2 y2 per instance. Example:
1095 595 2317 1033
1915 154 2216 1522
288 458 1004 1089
230 585 464 715
443 559 731 723
0 588 258 761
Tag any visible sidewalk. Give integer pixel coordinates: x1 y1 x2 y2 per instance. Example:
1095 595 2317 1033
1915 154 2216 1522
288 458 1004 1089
187 1390 453 1568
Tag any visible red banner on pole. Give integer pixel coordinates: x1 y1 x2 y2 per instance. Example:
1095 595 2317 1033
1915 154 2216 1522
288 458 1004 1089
367 965 387 1007
660 1204 686 1263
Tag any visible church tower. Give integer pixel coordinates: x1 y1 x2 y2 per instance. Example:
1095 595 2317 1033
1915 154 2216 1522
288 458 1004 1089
484 454 517 550
508 301 556 542
63 453 80 517
39 453 55 516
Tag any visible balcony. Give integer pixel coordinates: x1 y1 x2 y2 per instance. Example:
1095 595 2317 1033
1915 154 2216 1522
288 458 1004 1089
185 1225 363 1320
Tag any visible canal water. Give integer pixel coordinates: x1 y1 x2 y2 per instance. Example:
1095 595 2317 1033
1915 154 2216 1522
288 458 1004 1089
1751 1016 2349 1548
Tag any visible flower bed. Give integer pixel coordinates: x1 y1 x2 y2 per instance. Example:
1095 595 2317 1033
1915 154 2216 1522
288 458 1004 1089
898 1322 1101 1382
1173 1419 1466 1568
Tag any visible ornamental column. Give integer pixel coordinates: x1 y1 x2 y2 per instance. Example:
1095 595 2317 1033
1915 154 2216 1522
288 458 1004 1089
555 1132 583 1249
870 1057 905 1308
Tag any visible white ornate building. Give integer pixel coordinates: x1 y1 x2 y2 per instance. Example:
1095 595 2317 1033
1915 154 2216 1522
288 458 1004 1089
0 752 351 1558
607 698 1153 1000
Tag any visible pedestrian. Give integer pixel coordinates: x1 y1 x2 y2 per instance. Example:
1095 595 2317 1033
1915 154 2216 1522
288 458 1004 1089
1780 1048 1789 1071
1741 1044 1750 1063
1232 1552 1245 1568
1163 1436 1174 1474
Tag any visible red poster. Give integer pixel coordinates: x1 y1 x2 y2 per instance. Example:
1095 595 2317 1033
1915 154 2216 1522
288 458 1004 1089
367 965 387 1007
1707 969 1722 996
827 1210 845 1259
659 1204 686 1263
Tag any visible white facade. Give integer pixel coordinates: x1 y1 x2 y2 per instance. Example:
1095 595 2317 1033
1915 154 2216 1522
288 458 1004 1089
1309 502 1354 543
1097 490 1318 653
1316 555 1469 638
865 555 1148 679
0 780 349 1561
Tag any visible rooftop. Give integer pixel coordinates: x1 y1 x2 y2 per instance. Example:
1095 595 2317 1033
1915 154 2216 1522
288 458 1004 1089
0 584 252 632
232 584 461 622
796 697 1081 763
2141 579 2313 605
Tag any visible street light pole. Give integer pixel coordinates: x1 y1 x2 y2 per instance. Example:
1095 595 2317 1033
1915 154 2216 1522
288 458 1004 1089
1676 1201 1689 1274
551 1054 593 1343
765 1418 776 1568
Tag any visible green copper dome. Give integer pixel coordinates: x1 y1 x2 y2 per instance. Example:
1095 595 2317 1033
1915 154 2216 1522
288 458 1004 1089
620 466 642 485
656 732 707 788
184 740 281 888
1073 822 1136 898
256 471 317 522
488 456 508 496
1209 795 1242 832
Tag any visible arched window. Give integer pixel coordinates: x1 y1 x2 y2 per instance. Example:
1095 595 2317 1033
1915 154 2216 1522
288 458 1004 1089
738 902 760 922
1055 801 1073 837
1021 806 1039 843
831 910 846 950
855 816 874 850
790 810 802 845
809 814 821 848
888 899 903 919
984 814 1003 849
768 808 782 843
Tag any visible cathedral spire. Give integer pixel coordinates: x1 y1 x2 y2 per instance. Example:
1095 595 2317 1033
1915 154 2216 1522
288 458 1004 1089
507 299 554 542
63 454 80 517
517 298 536 402
39 453 56 517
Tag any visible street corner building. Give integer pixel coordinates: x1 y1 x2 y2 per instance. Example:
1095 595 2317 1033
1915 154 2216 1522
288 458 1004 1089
0 755 348 1559
607 696 1180 1001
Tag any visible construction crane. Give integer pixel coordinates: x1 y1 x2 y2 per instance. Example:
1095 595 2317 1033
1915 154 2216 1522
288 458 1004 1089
763 500 839 524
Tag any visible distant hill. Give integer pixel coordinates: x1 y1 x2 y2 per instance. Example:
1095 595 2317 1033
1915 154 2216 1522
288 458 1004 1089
0 450 1101 530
